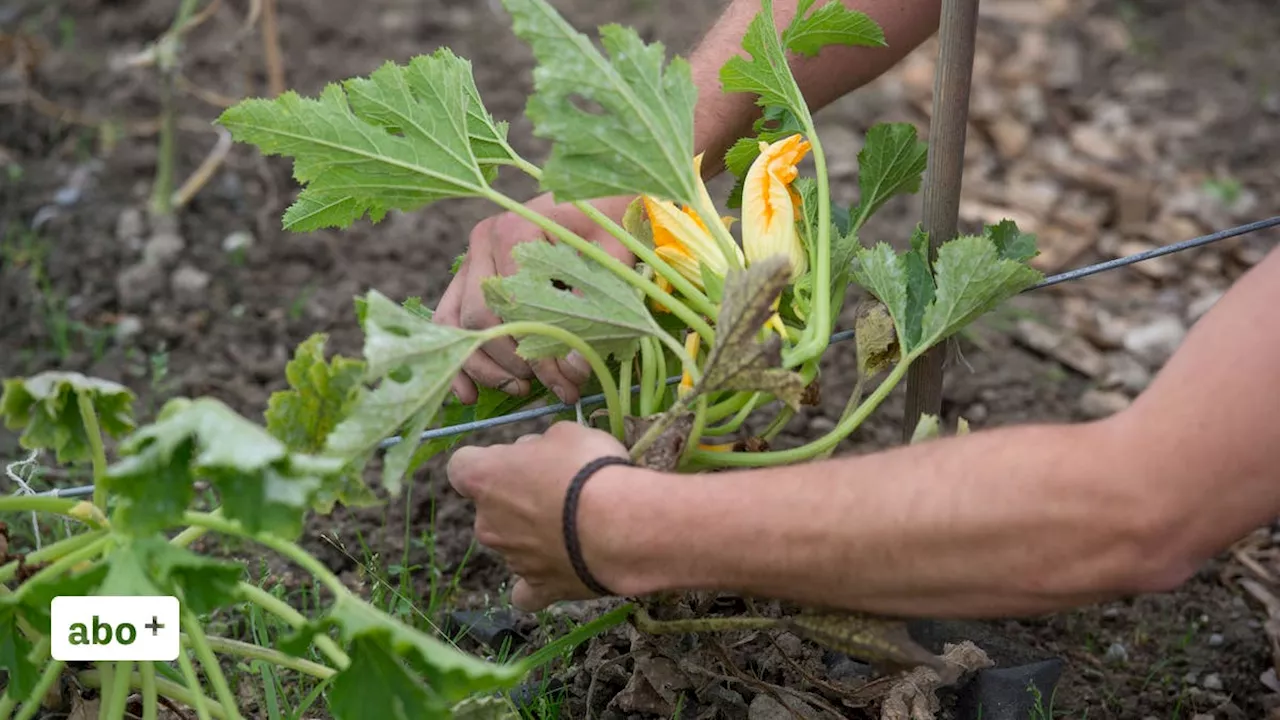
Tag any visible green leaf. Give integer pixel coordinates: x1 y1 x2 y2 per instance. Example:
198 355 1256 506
5 562 110 634
482 242 663 361
218 49 493 232
909 413 941 444
850 123 928 230
329 637 448 720
324 291 487 496
919 233 1042 348
621 197 653 249
901 226 936 350
697 256 805 410
266 334 376 513
503 0 699 205
1 372 135 464
852 227 937 354
288 595 527 706
106 398 343 536
0 607 37 698
720 0 807 113
402 297 433 321
986 219 1039 263
782 0 886 57
98 538 241 615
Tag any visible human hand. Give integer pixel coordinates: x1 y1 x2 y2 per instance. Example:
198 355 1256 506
435 193 635 405
445 422 637 611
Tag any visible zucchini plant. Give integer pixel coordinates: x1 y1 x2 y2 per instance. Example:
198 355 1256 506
0 0 1042 717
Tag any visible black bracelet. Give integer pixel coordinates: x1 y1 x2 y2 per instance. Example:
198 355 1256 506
562 455 634 597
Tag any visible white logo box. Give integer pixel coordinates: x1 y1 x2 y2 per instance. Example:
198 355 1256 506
51 596 181 662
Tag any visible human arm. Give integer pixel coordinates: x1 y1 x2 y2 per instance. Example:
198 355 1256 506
446 245 1280 615
436 0 943 404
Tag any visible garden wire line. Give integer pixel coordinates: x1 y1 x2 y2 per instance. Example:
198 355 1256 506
21 214 1280 501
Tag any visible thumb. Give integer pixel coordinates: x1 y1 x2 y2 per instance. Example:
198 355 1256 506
510 577 552 613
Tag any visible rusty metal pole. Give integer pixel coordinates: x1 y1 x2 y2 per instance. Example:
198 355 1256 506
901 0 981 443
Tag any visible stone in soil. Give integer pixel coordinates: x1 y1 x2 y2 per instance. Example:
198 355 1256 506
143 228 187 267
115 261 166 311
171 265 212 309
1123 315 1188 368
1014 319 1106 378
1078 389 1131 419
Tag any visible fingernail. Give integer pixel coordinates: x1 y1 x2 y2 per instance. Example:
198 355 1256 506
551 385 569 404
497 378 516 393
565 351 591 378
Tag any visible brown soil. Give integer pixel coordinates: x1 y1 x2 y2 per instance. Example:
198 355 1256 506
3 0 1280 718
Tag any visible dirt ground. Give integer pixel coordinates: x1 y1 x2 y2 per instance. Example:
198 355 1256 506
3 0 1280 717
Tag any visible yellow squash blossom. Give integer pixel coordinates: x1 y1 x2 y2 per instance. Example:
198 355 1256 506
643 153 743 296
678 332 700 397
742 134 810 281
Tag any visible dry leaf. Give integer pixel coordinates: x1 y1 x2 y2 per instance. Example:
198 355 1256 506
878 641 993 720
854 300 899 378
624 412 694 471
785 612 943 674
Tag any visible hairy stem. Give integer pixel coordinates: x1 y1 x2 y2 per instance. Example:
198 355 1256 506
704 391 758 425
182 513 346 599
176 642 213 720
690 355 913 467
199 635 335 679
485 189 715 346
483 322 623 438
0 529 106 585
653 338 669 410
0 496 104 528
104 661 135 720
12 535 112 603
77 669 227 720
74 390 110 512
236 583 349 669
150 0 200 217
182 610 243 720
140 662 159 720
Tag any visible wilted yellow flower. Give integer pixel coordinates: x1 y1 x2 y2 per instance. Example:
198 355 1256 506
742 134 810 281
644 154 743 295
679 332 700 397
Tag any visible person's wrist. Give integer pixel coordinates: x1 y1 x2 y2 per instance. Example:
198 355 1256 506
576 463 683 597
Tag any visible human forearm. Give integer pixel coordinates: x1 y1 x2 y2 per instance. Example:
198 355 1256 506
689 0 943 177
595 248 1280 617
596 418 1163 617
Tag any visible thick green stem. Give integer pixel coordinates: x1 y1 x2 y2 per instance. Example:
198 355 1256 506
77 669 226 720
690 355 913 467
183 513 346 599
784 125 833 368
678 395 708 468
199 635 335 679
12 535 112 603
140 662 159 720
0 496 104 529
176 642 213 720
483 322 623 438
0 694 14 719
103 661 134 720
639 339 656 416
485 189 715 346
236 583 349 669
705 391 758 425
182 610 243 720
653 338 669 410
619 348 633 419
75 390 110 514
704 393 763 436
13 660 62 720
0 529 104 585
149 0 199 217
